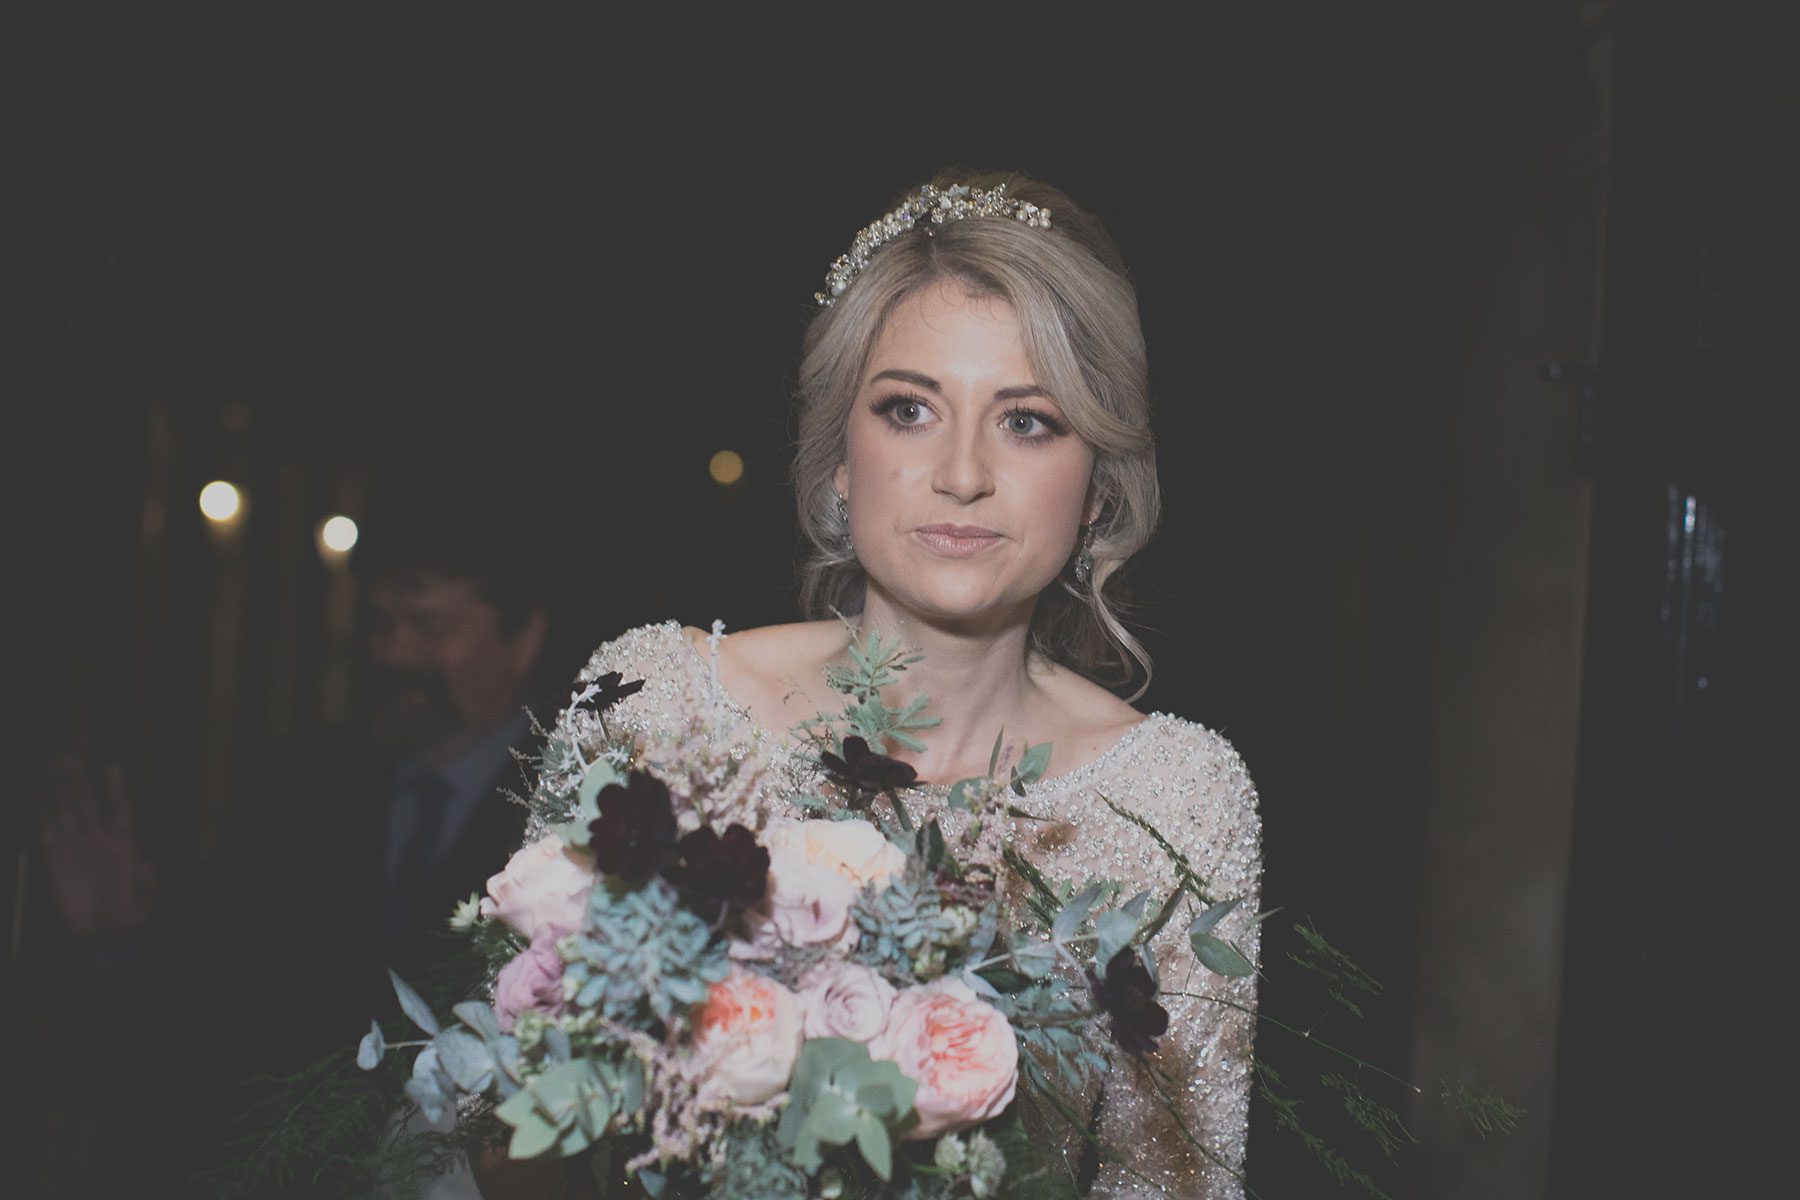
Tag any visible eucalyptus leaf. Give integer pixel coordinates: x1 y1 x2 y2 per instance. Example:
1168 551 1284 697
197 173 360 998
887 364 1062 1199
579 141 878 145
948 780 971 811
961 968 1002 999
356 1019 385 1070
435 1029 495 1092
508 1110 559 1159
544 1025 573 1064
1094 908 1139 969
1052 882 1105 943
577 758 620 810
637 1167 667 1197
988 727 1005 777
389 970 440 1036
1191 931 1255 978
454 1000 502 1042
1189 897 1240 938
855 1113 894 1180
1138 943 1160 989
1016 741 1052 784
1013 937 1057 979
1121 890 1151 920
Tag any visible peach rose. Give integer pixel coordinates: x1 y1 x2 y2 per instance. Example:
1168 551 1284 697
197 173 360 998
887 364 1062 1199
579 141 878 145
871 978 1019 1139
479 836 596 942
493 933 567 1032
692 967 803 1105
798 962 896 1044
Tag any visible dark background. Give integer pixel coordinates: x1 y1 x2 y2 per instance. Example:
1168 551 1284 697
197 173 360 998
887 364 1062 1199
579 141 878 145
12 2 1796 1197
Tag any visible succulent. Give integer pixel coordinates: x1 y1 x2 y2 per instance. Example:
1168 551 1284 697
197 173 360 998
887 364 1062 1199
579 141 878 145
560 878 728 1029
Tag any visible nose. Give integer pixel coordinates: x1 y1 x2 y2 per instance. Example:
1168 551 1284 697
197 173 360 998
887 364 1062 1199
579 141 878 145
931 424 995 504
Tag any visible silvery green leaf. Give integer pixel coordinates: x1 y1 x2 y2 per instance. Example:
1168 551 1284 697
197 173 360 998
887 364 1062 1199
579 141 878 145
436 1029 495 1092
961 968 1002 1000
544 1024 572 1064
988 727 1005 776
389 970 439 1036
967 905 998 962
406 1046 449 1122
577 758 619 810
1191 931 1255 977
1016 742 1052 784
1189 897 1240 938
1094 908 1139 969
356 1019 385 1070
1137 943 1160 989
948 780 971 810
1121 890 1151 920
1013 937 1056 979
855 1113 894 1181
508 1110 559 1159
637 1167 667 1197
1052 882 1105 943
454 1001 501 1042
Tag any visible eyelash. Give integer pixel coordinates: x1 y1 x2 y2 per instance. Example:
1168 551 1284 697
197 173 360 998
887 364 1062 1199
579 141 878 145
869 392 1069 442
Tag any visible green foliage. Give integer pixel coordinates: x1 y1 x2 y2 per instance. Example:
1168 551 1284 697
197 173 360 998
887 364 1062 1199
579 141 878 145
1321 1074 1415 1159
1289 921 1384 1019
999 980 1108 1098
778 1038 919 1180
1254 1061 1393 1200
703 1119 810 1200
492 1053 643 1159
561 878 729 1028
1440 1081 1526 1138
802 629 943 756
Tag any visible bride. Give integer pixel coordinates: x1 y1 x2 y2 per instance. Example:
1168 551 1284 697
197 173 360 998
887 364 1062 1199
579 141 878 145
542 171 1263 1199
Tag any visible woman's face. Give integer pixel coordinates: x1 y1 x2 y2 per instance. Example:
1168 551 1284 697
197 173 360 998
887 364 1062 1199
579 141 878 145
835 278 1099 627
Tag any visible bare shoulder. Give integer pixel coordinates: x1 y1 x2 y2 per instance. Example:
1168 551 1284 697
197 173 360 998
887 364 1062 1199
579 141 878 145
1029 656 1149 772
681 621 846 732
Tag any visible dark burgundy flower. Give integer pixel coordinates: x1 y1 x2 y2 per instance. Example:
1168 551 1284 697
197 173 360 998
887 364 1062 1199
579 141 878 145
578 671 645 714
819 736 918 804
588 770 677 883
1090 947 1169 1056
663 823 769 910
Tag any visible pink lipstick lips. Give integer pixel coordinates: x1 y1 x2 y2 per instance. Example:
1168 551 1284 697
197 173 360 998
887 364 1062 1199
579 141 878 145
914 523 1003 557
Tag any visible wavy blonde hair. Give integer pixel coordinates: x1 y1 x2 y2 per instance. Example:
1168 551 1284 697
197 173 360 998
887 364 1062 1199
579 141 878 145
791 169 1160 699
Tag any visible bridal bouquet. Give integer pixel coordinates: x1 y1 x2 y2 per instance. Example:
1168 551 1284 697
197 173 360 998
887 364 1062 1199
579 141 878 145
354 631 1259 1198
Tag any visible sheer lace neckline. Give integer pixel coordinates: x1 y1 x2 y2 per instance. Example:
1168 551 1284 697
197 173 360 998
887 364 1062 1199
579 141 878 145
669 620 1161 798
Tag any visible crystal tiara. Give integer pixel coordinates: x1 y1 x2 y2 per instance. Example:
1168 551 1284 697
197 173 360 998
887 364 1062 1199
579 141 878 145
814 182 1053 308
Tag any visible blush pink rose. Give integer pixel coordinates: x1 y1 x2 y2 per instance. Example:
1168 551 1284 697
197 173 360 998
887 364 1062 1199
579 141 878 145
479 836 596 942
494 933 568 1031
755 817 906 950
798 962 896 1044
870 977 1019 1139
692 967 804 1105
763 817 907 888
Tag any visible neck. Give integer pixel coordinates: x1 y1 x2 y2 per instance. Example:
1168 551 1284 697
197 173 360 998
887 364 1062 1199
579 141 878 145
838 584 1043 784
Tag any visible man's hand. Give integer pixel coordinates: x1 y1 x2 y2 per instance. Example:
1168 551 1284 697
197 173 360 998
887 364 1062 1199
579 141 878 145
38 755 160 939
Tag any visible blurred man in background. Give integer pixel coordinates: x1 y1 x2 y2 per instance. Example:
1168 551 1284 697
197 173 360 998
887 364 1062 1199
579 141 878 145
32 486 566 1195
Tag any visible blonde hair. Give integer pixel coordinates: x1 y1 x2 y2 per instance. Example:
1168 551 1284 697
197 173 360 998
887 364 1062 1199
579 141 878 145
791 169 1160 699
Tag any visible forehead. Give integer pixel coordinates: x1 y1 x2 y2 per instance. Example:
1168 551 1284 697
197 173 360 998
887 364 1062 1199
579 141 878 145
867 279 1034 382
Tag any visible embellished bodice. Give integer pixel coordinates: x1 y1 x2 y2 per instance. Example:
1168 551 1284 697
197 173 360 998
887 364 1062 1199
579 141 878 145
567 620 1262 1199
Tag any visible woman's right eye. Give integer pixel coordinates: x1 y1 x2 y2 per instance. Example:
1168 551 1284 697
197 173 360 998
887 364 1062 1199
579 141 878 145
871 394 932 428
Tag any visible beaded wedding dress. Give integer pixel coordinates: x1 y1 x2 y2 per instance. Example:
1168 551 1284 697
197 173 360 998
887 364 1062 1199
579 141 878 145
577 620 1262 1199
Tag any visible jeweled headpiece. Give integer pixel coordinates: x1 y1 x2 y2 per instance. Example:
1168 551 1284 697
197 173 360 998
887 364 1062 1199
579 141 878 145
814 182 1052 307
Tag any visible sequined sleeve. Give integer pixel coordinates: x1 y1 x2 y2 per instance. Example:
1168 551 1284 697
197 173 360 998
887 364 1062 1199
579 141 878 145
1080 720 1263 1199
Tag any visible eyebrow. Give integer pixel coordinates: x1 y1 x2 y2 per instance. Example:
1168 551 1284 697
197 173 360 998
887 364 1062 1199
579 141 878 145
868 368 1050 403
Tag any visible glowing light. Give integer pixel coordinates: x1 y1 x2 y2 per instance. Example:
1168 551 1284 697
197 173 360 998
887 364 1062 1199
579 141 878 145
319 515 359 553
709 449 745 486
199 480 242 523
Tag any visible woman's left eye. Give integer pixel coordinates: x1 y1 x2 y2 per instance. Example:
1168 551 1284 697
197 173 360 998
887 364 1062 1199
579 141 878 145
1002 409 1066 439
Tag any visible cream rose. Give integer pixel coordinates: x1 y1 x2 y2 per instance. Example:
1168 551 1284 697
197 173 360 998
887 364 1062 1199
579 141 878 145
764 816 907 888
799 962 896 1044
692 966 804 1106
479 836 596 942
871 978 1019 1139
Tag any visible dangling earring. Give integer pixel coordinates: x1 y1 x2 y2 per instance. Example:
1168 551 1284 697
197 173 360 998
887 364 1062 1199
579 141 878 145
836 493 853 553
1073 523 1095 586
